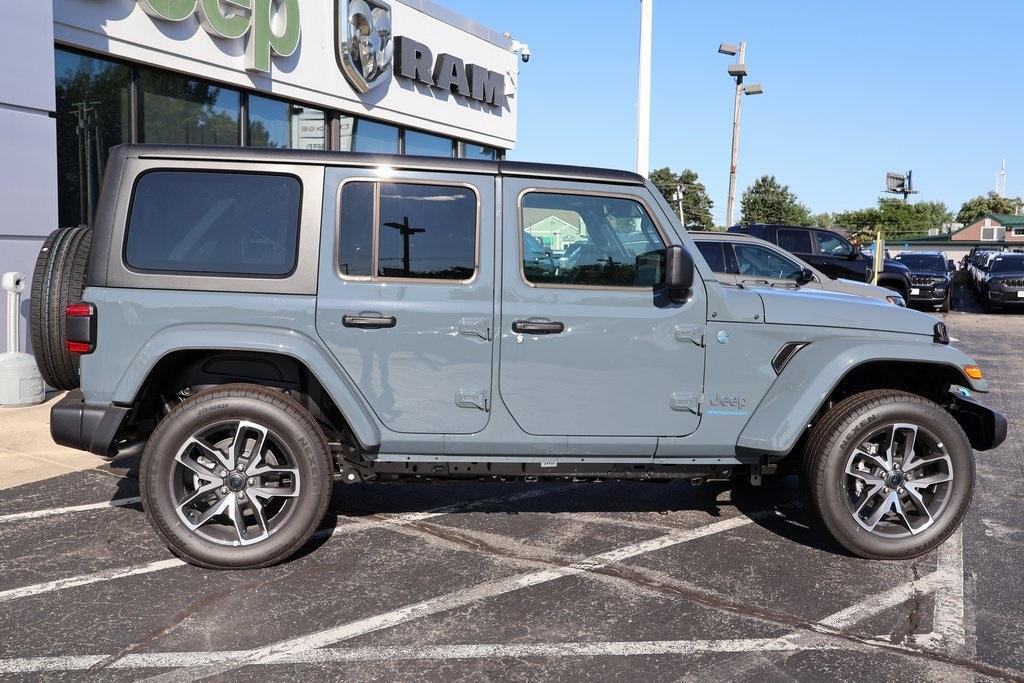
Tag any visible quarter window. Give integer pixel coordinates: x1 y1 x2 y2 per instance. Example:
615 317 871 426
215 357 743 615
338 181 477 281
126 171 300 276
521 192 666 288
777 228 812 254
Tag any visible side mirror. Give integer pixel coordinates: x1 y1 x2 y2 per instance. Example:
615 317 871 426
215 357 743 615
846 245 861 260
664 245 694 303
796 268 814 285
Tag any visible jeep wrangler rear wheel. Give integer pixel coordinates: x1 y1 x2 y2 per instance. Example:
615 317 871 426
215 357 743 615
140 384 333 569
803 390 974 560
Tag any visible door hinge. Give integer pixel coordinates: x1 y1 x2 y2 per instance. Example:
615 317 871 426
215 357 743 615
670 392 702 415
456 389 490 411
673 324 705 347
458 318 492 341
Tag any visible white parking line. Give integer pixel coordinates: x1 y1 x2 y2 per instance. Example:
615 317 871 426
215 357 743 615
0 497 141 523
0 559 184 603
0 486 563 605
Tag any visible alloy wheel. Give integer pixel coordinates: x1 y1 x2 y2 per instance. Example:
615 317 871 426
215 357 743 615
843 422 954 538
170 420 301 547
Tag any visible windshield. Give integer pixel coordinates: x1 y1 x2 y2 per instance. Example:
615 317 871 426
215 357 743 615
895 253 946 273
990 255 1024 273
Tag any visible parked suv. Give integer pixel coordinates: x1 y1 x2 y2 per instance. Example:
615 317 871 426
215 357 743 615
36 145 1004 569
728 224 912 301
691 231 905 306
979 252 1024 311
893 252 955 312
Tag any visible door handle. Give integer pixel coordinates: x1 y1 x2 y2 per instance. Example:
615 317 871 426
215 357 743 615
512 319 564 335
342 314 397 329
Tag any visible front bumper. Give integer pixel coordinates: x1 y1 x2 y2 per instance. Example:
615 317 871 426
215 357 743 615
51 390 129 458
950 388 1007 451
987 289 1024 304
908 285 949 305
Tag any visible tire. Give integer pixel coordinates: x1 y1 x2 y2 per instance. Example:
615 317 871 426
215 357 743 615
29 226 93 390
802 390 974 560
140 383 333 569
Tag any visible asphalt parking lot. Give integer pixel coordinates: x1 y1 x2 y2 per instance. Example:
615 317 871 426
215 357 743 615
0 287 1021 681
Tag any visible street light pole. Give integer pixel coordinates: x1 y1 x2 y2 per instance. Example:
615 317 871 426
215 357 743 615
718 41 762 228
635 0 653 177
725 41 746 229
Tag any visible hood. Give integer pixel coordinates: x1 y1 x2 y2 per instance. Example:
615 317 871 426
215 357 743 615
754 286 937 336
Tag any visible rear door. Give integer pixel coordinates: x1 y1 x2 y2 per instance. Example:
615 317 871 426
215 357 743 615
316 168 495 434
498 179 707 439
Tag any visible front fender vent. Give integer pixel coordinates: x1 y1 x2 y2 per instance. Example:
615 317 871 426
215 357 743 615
772 342 809 374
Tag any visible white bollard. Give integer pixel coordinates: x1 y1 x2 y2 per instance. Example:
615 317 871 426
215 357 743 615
0 272 44 406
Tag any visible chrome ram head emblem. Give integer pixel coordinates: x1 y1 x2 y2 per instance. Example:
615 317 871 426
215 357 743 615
337 0 394 93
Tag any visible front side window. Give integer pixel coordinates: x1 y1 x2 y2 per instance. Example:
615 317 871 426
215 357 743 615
777 228 812 254
732 244 803 280
814 231 853 257
126 171 300 276
521 192 666 288
338 181 477 281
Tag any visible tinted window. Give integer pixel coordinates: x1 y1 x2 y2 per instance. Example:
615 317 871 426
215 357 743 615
990 255 1024 273
521 193 666 287
126 171 300 276
140 69 240 146
733 244 803 280
378 183 476 280
814 231 853 257
337 182 477 281
695 241 726 274
338 182 374 277
463 143 498 160
777 229 812 254
894 253 946 273
353 120 399 154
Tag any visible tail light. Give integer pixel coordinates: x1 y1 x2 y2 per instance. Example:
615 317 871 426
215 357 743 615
65 302 96 354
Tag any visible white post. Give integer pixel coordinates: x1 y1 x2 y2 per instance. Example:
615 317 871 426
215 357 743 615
3 273 22 354
635 0 653 178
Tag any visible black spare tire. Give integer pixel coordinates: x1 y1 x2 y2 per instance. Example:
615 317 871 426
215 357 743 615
30 226 93 390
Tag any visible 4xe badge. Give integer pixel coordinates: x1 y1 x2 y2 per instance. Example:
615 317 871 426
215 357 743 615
337 0 394 93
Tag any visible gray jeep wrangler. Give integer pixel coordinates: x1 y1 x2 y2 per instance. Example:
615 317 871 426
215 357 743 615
36 145 1006 569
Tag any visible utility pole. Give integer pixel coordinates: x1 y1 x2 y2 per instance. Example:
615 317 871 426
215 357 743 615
635 0 653 178
996 159 1007 198
718 42 763 227
674 182 685 226
383 216 425 276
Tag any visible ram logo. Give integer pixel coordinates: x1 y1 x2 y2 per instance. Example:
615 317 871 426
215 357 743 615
337 0 393 93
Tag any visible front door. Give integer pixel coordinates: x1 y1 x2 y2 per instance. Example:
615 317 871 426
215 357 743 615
729 241 820 290
316 169 494 434
498 180 707 437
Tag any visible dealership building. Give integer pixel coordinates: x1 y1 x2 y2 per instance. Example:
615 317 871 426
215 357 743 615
1 0 521 349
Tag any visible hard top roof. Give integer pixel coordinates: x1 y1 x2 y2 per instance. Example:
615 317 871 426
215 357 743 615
119 144 646 186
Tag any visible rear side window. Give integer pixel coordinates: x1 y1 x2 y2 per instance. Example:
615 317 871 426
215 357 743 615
338 181 478 281
777 229 812 255
126 171 300 276
695 241 726 274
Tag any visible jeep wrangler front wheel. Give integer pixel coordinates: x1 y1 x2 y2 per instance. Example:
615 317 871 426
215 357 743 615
803 390 974 560
140 384 333 569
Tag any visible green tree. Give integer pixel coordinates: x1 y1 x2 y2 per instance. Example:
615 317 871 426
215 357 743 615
648 167 715 230
832 198 952 240
739 175 812 226
813 212 833 228
955 191 1024 226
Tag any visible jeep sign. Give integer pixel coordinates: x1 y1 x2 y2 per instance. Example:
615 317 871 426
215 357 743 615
136 0 300 73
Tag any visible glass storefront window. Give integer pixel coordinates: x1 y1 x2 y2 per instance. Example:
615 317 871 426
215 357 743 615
55 49 131 228
353 119 399 154
247 95 289 148
462 143 498 161
404 130 454 157
290 106 327 150
140 69 240 146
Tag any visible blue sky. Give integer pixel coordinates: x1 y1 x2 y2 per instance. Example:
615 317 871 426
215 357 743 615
444 0 1024 224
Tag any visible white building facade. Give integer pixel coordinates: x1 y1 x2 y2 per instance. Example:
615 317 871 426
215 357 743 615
0 0 521 348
